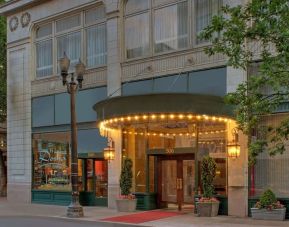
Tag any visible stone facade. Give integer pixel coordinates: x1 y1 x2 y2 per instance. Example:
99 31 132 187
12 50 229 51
1 0 249 217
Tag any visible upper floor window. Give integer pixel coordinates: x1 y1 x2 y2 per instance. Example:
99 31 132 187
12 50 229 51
124 0 221 60
195 0 221 45
154 1 188 53
35 5 107 78
124 0 150 59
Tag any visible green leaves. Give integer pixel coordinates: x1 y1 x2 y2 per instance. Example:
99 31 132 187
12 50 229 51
0 5 6 123
201 0 289 165
119 157 133 196
201 156 217 198
259 189 277 208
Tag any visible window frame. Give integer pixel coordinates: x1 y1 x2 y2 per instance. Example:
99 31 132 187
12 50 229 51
123 0 152 60
123 0 222 61
193 0 222 47
34 6 107 80
152 0 190 55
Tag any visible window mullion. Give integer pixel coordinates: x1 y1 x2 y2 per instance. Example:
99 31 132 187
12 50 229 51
52 21 57 76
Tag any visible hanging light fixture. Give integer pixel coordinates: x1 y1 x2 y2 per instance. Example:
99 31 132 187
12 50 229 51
103 137 115 161
227 128 240 159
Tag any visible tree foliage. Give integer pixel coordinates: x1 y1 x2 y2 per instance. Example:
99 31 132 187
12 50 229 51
201 156 216 198
200 0 289 165
119 157 133 195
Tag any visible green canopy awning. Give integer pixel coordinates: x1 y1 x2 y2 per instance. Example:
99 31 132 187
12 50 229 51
93 93 234 121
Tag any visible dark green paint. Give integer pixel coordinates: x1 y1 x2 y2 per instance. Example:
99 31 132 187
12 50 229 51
79 191 107 206
94 93 234 122
32 190 108 207
32 190 71 206
133 192 157 210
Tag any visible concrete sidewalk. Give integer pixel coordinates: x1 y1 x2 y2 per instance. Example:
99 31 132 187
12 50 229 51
0 198 288 226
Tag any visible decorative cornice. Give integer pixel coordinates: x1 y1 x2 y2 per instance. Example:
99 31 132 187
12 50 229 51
121 48 226 82
31 68 107 97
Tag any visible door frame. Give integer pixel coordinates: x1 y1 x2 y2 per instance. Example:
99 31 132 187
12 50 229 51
156 153 195 210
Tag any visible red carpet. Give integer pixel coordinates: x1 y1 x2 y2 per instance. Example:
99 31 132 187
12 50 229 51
101 210 182 224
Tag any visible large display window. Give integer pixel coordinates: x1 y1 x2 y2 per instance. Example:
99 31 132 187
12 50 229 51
33 132 71 191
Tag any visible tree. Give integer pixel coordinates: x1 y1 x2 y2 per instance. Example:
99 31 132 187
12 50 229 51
0 0 7 196
201 156 217 198
200 0 289 165
119 158 133 195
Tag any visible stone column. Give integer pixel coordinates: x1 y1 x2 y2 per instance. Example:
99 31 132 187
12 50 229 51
226 66 248 217
105 1 122 208
107 129 122 209
7 42 32 203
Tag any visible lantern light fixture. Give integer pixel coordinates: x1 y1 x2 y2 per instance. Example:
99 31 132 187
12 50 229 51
103 137 115 161
227 128 241 159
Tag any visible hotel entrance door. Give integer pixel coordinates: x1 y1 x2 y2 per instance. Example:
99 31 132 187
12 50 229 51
157 155 195 211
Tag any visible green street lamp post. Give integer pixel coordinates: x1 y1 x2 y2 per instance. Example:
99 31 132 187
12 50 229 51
59 53 85 217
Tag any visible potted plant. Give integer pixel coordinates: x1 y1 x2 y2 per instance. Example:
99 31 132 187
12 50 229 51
251 189 286 221
196 156 220 217
116 157 137 212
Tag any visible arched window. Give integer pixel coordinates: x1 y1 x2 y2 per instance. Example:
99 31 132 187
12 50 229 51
124 0 150 59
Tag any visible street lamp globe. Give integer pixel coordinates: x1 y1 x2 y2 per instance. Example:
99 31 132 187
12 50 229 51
75 59 85 88
59 52 70 72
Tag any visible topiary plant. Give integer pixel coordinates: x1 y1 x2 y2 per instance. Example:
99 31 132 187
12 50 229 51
119 157 133 196
201 156 217 199
259 189 277 208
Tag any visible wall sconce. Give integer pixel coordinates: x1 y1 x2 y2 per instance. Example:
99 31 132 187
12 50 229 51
103 137 115 161
227 128 240 159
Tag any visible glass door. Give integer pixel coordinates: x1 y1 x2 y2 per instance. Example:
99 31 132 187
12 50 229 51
161 160 177 203
158 155 195 211
183 160 194 204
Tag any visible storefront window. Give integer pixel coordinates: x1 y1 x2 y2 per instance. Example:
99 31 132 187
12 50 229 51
33 132 71 191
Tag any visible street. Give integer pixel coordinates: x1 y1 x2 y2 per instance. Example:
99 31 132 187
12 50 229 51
0 217 149 227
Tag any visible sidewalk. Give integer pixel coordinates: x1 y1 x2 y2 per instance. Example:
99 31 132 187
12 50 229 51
0 198 288 226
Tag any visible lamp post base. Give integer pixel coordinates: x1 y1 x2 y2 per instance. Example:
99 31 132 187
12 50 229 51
66 202 84 218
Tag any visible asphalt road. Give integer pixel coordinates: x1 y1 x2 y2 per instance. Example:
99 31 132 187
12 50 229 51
0 217 150 227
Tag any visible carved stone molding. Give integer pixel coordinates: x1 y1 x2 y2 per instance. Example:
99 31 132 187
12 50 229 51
9 16 18 32
31 69 107 97
121 49 226 82
21 12 31 28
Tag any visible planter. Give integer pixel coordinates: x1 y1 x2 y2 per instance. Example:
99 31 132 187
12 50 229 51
116 199 137 212
251 208 286 221
196 202 220 217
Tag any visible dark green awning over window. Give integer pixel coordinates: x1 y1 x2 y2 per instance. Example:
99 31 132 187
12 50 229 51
94 93 234 121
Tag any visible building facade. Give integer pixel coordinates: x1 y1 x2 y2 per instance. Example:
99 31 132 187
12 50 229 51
1 0 288 218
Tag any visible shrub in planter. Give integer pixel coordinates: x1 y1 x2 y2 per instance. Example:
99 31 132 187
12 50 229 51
251 189 286 221
116 157 137 212
196 156 220 217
